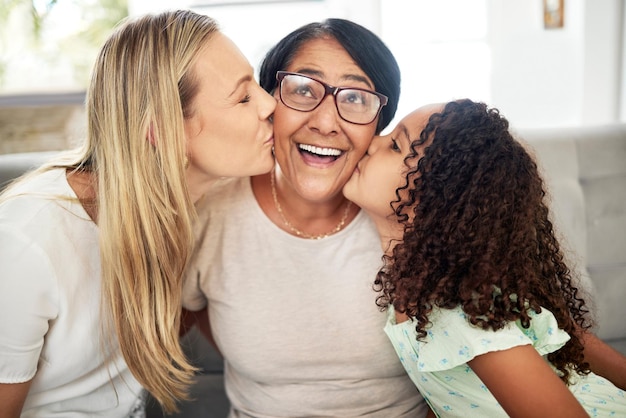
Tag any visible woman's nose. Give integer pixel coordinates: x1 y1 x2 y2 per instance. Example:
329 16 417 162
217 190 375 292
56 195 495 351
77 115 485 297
259 85 277 118
306 95 341 135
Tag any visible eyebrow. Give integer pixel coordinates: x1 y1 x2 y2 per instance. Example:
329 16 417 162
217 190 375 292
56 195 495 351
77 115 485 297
399 124 411 144
228 74 253 97
294 68 374 89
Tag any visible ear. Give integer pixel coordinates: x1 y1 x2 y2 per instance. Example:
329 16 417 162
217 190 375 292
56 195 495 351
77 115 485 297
147 123 156 146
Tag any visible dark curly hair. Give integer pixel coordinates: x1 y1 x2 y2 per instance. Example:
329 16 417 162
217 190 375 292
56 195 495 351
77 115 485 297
374 99 592 383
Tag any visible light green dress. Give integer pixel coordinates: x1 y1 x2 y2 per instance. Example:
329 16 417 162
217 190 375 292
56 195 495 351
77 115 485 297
384 305 626 417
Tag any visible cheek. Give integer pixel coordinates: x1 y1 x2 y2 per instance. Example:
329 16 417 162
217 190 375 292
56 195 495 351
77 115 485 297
371 159 405 197
185 118 226 158
183 112 202 143
346 125 376 157
272 102 297 139
271 105 305 162
381 172 401 202
363 174 398 217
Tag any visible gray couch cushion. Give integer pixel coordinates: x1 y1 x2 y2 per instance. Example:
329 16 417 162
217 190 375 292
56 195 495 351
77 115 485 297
0 151 60 190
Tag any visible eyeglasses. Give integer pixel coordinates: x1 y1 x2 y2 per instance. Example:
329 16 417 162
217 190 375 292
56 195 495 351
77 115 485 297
276 71 388 125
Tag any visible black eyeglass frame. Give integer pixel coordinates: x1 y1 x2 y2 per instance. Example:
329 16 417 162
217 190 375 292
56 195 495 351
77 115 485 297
275 71 388 125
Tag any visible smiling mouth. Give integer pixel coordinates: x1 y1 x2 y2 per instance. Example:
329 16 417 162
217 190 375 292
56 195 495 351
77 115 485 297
298 143 343 162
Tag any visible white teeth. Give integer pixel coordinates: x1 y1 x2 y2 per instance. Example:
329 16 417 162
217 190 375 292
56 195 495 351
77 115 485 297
299 144 342 156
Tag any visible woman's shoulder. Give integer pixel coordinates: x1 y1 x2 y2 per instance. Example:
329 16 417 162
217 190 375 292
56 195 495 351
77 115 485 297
191 176 257 245
194 176 252 213
1 169 74 216
0 168 91 240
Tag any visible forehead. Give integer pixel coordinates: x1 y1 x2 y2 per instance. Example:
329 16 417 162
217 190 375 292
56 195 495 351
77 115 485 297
196 32 248 70
286 37 373 87
401 104 445 137
192 32 252 94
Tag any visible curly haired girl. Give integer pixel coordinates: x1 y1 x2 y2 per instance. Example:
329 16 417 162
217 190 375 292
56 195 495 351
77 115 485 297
343 99 626 417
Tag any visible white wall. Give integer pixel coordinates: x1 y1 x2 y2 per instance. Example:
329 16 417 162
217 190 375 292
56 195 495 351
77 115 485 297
488 0 624 129
128 0 625 129
622 2 626 121
489 0 585 128
379 0 491 130
582 0 623 124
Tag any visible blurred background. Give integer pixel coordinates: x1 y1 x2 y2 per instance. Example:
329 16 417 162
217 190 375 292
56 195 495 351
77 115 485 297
0 0 624 155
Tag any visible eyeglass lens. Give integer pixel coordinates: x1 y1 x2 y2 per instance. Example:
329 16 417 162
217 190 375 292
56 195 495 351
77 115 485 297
279 73 384 125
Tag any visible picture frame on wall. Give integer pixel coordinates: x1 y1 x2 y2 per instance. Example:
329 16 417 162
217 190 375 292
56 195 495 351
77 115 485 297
544 0 564 29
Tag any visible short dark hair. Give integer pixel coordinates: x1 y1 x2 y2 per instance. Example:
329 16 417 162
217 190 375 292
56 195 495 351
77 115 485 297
259 18 401 134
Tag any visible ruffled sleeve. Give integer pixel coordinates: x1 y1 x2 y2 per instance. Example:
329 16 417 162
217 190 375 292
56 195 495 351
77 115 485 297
385 305 571 372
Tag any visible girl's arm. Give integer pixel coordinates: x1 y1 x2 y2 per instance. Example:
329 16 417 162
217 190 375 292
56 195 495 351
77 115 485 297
468 344 588 418
0 381 32 418
581 331 626 390
424 405 436 418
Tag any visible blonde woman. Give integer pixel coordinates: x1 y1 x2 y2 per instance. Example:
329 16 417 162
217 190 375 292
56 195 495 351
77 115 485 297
0 9 275 417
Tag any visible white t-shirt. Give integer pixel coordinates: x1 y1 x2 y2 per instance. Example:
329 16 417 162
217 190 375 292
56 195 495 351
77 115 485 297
0 169 143 417
183 177 426 418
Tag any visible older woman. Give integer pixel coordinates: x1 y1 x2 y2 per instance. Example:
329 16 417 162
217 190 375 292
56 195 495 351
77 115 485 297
183 18 426 417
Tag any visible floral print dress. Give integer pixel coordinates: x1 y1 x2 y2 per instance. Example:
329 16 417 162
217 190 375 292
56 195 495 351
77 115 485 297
384 305 626 417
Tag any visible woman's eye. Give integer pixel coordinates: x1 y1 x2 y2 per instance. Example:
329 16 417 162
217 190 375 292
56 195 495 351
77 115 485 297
294 85 314 98
390 138 400 152
239 94 251 104
342 91 366 105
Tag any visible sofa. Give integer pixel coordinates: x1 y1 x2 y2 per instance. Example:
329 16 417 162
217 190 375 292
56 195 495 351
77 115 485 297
1 124 625 417
517 124 626 355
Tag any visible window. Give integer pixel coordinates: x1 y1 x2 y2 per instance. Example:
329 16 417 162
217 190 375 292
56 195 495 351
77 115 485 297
0 0 127 95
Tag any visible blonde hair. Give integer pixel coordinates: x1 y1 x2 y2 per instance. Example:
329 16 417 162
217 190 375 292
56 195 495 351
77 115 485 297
2 10 220 412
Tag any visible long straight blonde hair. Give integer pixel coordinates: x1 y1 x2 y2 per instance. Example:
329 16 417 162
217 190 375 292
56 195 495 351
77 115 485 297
2 10 220 412
88 10 220 412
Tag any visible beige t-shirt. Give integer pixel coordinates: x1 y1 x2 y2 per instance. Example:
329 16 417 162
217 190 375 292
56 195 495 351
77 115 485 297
183 176 426 417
